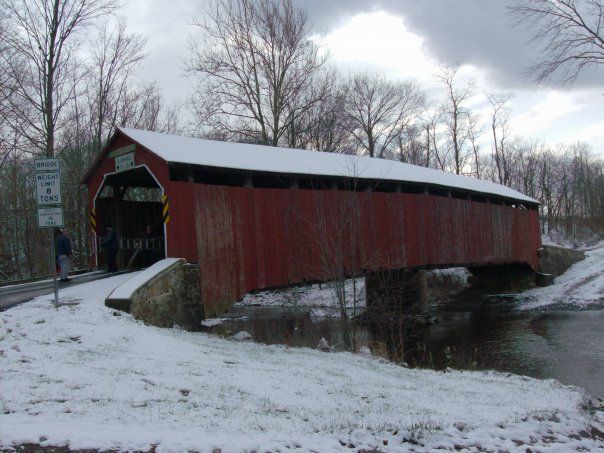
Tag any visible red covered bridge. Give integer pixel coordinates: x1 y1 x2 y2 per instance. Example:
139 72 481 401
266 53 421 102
84 128 541 316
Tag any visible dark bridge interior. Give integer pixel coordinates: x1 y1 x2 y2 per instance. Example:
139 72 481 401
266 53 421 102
95 167 165 269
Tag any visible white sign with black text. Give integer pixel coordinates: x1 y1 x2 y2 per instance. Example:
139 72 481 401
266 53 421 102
37 206 64 227
34 158 60 172
115 152 135 172
35 171 62 205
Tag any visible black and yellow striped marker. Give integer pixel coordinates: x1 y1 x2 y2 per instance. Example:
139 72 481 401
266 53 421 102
161 194 170 224
90 208 97 235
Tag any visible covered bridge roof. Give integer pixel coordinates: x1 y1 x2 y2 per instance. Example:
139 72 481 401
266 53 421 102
99 127 538 204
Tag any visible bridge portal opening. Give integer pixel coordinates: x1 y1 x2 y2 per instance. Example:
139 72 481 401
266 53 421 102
94 166 166 270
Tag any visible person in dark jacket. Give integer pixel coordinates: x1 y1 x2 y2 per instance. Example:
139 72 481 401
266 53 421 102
55 229 72 281
101 225 119 272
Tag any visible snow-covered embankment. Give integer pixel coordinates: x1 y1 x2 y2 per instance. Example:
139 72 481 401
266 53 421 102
1 274 602 451
520 244 604 310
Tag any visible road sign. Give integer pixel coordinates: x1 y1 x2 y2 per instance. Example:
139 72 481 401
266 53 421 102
115 152 135 172
37 206 64 227
35 158 60 172
34 159 63 307
35 171 62 205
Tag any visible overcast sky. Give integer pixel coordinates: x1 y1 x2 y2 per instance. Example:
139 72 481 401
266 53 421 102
122 0 603 153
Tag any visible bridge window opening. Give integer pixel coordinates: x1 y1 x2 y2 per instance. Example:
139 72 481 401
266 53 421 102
168 164 189 182
167 162 534 211
95 166 166 270
451 191 468 200
298 176 333 190
428 187 448 197
373 181 400 193
352 179 372 192
193 167 247 187
399 183 424 194
335 177 362 191
471 194 488 203
252 172 289 189
297 176 313 190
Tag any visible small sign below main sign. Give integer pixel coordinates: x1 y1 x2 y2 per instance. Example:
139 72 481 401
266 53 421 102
38 206 64 227
35 171 62 205
35 158 60 172
115 152 135 172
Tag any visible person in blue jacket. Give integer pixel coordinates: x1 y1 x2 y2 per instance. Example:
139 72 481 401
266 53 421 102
55 229 72 282
101 225 119 272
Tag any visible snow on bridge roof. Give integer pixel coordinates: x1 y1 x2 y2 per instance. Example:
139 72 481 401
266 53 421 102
119 127 537 204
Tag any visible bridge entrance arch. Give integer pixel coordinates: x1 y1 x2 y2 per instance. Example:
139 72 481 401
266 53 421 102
92 164 166 270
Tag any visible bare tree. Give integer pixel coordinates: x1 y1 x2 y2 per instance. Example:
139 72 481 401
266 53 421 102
115 82 180 133
186 0 329 146
0 19 27 168
395 123 428 166
438 66 474 175
510 0 604 83
344 73 425 158
0 23 12 167
89 19 146 152
308 159 374 351
283 71 353 153
467 114 483 178
488 94 513 185
421 108 444 170
1 0 117 157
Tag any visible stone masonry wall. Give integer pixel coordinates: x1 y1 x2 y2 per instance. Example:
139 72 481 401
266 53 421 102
120 260 204 330
539 245 585 277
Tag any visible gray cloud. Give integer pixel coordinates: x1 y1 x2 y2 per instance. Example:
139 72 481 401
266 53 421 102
300 0 600 89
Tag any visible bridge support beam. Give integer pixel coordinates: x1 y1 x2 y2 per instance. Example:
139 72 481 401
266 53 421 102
365 269 429 314
467 264 536 292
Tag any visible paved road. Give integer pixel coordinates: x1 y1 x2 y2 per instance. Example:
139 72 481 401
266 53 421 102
0 270 133 311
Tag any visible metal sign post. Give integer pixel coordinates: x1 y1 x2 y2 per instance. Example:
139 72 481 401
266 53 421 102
35 158 63 308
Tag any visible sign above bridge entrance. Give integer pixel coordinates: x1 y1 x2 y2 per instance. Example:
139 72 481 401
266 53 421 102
115 152 135 173
108 144 136 158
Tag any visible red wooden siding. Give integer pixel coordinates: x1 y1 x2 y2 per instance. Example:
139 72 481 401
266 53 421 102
165 181 197 263
86 131 541 317
193 184 541 316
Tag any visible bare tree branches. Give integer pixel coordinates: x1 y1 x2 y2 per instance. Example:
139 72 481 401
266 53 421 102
89 19 146 151
510 0 604 83
344 73 425 158
488 94 513 185
186 0 329 146
0 0 118 157
437 66 475 175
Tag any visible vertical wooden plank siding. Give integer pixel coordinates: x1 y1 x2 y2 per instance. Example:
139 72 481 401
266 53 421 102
193 184 541 316
85 131 540 316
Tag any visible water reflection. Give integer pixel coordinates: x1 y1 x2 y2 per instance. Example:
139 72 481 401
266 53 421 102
203 303 604 398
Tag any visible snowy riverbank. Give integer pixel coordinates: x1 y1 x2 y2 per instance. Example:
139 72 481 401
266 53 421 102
1 275 602 451
235 268 470 313
518 244 604 310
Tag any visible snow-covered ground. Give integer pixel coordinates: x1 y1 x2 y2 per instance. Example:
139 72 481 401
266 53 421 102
519 244 604 310
236 268 469 313
1 275 603 451
237 279 366 309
